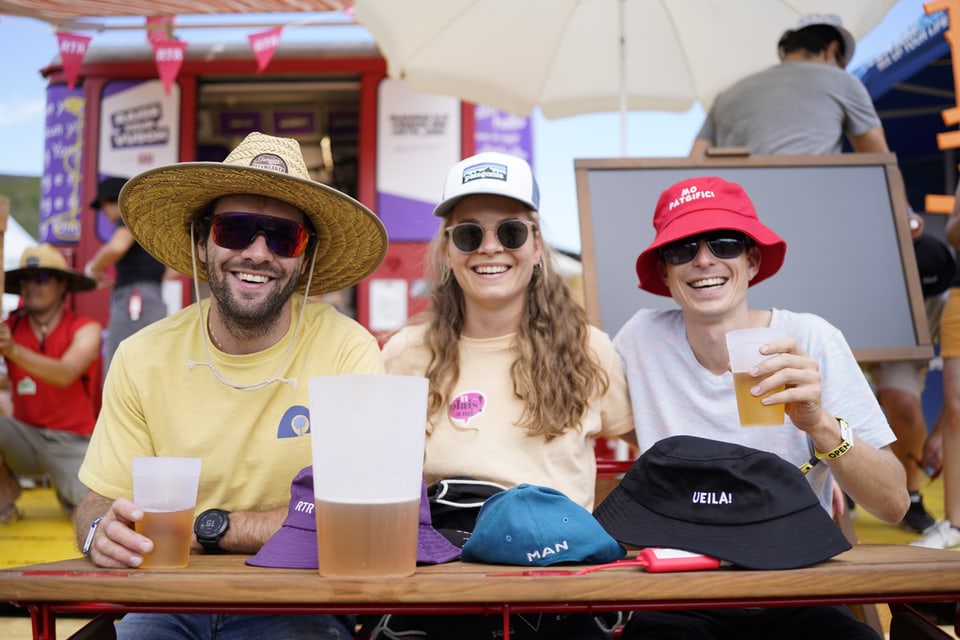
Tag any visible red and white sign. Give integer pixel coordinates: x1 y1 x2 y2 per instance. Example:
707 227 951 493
56 32 91 90
152 39 187 95
248 27 283 73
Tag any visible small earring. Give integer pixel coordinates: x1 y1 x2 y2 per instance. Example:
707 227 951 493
533 262 543 275
439 264 451 285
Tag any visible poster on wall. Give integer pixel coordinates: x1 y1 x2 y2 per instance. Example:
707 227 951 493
376 78 461 242
474 105 533 168
40 84 85 243
95 79 181 243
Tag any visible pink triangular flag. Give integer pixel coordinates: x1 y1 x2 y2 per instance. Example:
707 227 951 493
56 32 91 91
152 39 187 95
248 27 282 73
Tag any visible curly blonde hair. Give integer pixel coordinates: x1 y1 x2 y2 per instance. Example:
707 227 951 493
421 217 609 440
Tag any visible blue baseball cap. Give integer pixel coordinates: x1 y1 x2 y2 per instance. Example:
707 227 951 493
460 484 625 566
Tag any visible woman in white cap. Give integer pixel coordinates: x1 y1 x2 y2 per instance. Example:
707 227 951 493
379 151 635 640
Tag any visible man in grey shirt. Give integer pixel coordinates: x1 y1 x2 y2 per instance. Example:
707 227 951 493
690 14 889 156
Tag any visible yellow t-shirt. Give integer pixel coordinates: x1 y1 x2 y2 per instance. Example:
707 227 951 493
79 297 385 513
382 325 634 509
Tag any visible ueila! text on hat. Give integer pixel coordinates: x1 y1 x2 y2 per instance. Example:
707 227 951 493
692 491 732 505
668 185 716 211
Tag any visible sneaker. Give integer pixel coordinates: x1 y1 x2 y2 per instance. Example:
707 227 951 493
910 520 960 549
901 494 936 533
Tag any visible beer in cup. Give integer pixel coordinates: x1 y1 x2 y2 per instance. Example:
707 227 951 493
725 328 787 427
132 456 202 568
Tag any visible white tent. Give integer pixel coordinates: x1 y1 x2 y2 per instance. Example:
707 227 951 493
3 216 38 316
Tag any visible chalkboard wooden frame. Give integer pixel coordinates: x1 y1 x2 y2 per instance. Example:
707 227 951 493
574 153 931 363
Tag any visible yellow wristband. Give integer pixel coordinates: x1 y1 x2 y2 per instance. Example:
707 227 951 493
814 417 854 460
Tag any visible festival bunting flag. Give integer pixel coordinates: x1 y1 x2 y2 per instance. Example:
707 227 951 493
152 39 187 95
56 32 91 90
248 27 283 73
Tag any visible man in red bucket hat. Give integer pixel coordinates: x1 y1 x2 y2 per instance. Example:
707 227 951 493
611 176 908 639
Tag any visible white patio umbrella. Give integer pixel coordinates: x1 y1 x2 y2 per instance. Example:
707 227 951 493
353 0 897 155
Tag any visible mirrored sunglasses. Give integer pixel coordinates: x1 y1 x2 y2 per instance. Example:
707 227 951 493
659 232 750 266
211 212 311 258
20 271 57 285
446 220 536 253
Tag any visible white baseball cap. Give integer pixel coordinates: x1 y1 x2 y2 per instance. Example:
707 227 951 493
433 151 540 217
780 13 855 67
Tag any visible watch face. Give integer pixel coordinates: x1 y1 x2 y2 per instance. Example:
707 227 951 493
195 510 228 538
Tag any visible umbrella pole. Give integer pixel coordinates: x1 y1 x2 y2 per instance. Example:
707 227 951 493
618 0 627 157
0 195 8 303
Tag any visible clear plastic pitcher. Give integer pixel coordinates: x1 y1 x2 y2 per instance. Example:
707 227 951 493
309 374 428 577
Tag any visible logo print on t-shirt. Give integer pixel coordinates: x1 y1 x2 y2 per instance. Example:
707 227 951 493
450 391 485 425
278 405 310 438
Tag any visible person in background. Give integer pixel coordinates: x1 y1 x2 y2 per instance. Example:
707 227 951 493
0 244 102 523
84 176 176 376
379 151 635 639
614 176 907 639
871 212 955 535
914 181 960 549
690 13 889 156
73 132 388 640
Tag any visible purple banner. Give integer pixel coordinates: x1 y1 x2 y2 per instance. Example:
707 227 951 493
40 84 85 243
274 110 317 136
219 110 263 136
474 105 533 169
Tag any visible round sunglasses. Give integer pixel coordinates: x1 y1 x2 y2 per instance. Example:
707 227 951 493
445 219 537 253
659 232 750 266
211 212 311 258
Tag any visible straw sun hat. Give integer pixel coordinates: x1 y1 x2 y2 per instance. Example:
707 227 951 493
118 132 387 296
4 243 96 294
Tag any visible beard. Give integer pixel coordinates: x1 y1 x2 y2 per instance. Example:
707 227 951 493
204 257 302 340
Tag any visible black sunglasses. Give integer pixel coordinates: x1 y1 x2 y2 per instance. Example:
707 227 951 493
211 212 311 258
659 232 750 266
20 271 57 285
446 220 537 253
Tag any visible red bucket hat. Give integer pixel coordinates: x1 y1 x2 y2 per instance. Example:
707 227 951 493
635 176 787 297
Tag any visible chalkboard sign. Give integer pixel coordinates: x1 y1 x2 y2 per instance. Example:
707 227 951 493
574 154 931 363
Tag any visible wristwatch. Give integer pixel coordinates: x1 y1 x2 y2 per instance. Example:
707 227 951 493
82 516 103 558
194 509 230 553
814 417 854 461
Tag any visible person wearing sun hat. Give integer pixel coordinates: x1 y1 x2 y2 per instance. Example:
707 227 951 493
0 244 102 524
612 176 907 640
73 132 388 640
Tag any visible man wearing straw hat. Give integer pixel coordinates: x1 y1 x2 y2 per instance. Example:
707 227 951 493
0 244 102 524
74 132 388 640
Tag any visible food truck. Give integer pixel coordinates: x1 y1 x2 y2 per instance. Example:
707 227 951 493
39 36 534 336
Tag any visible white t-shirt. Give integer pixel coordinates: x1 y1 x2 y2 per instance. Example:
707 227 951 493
613 307 895 513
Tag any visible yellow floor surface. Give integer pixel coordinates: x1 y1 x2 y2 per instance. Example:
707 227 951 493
0 480 956 638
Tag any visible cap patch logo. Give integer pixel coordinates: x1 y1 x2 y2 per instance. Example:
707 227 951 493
462 162 507 185
668 185 716 210
250 153 289 174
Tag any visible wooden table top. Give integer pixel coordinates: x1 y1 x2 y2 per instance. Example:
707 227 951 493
2 545 959 607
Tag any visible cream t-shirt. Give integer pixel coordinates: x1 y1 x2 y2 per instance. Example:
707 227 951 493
382 324 634 509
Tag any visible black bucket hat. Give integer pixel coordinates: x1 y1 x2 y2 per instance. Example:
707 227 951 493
594 435 851 570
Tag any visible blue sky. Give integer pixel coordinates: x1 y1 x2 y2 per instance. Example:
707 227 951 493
0 0 933 252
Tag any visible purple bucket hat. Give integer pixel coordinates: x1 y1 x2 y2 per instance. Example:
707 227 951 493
247 466 461 569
